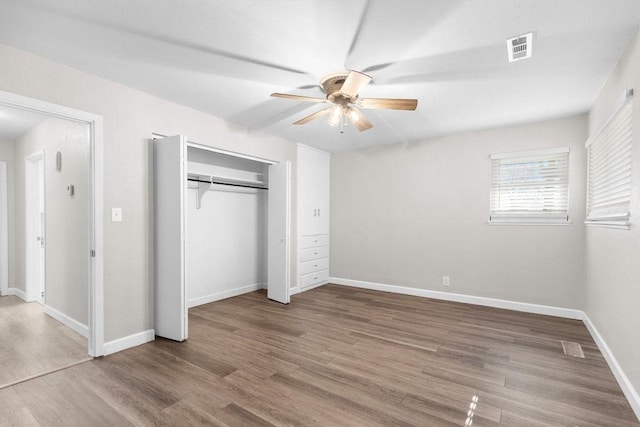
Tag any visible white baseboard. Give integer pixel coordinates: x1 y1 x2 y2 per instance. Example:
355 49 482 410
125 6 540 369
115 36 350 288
582 313 640 421
330 277 583 319
5 287 28 301
292 280 328 296
187 283 263 308
104 329 155 356
330 276 638 421
44 305 89 338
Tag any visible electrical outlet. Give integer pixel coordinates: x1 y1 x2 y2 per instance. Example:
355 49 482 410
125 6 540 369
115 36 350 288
442 276 450 287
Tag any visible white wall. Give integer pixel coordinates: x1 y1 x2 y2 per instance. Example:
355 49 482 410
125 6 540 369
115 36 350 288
186 148 267 306
0 139 15 289
0 43 296 342
585 31 640 402
331 114 587 309
14 117 89 325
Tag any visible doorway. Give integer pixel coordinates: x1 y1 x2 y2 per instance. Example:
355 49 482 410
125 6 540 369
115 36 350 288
25 150 45 304
0 89 104 360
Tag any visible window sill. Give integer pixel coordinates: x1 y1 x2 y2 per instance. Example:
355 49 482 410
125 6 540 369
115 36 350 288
585 220 631 230
488 218 572 226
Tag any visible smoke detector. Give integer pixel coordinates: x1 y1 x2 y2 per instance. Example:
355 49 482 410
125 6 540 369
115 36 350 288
506 32 533 62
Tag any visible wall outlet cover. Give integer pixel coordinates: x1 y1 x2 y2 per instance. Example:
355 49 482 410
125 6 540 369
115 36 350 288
112 207 122 222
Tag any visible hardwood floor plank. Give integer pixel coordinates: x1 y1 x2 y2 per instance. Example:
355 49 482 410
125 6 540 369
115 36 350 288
0 284 637 425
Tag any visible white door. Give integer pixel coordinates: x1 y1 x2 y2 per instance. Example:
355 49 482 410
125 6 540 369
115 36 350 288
25 151 46 303
154 135 188 341
267 161 291 304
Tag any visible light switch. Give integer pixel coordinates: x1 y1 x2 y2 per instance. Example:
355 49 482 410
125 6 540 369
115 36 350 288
112 208 122 222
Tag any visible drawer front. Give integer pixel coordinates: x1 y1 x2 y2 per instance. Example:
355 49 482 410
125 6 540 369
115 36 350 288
300 258 329 276
299 234 329 249
300 269 329 288
300 246 329 262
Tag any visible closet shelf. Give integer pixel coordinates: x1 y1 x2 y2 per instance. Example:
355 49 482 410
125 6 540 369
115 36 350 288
187 172 266 186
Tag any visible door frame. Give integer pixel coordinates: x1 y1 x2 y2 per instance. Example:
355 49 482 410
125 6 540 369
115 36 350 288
25 150 45 303
0 161 8 296
0 90 104 357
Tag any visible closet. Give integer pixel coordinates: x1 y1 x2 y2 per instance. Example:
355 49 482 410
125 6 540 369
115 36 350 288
154 135 290 342
296 144 330 291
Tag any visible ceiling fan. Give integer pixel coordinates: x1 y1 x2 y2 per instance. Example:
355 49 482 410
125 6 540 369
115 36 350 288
271 70 418 132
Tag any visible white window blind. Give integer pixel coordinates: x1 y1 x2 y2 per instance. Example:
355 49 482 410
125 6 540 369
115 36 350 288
489 147 570 224
586 90 633 229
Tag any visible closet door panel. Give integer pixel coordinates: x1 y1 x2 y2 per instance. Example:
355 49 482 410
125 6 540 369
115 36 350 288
154 135 187 341
267 161 291 304
297 146 318 235
316 151 330 235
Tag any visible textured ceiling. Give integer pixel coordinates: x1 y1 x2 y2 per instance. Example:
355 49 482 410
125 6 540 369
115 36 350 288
0 0 639 151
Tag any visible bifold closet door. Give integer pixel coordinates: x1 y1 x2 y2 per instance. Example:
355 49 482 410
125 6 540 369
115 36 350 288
267 161 291 304
154 135 187 341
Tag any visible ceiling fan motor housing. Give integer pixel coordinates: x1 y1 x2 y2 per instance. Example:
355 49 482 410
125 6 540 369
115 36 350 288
321 72 358 105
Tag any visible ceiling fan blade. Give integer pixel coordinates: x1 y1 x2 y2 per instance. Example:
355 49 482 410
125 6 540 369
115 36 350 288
293 107 333 125
340 70 372 98
271 93 327 103
358 98 418 110
346 107 373 132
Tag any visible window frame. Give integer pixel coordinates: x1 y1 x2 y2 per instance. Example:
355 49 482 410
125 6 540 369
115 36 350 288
488 147 571 226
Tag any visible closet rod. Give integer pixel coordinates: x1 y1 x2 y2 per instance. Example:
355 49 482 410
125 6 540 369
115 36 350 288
188 177 268 190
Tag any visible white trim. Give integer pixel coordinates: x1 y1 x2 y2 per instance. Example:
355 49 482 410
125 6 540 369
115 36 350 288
582 313 640 421
187 283 263 308
44 304 88 338
329 277 583 319
5 286 27 300
25 150 45 303
289 286 301 296
329 277 639 420
0 89 105 357
295 280 328 295
0 162 7 296
103 329 155 356
153 133 276 165
488 218 572 226
490 146 569 160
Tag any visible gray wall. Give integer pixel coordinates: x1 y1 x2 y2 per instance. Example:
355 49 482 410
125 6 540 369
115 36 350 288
585 31 640 399
0 139 15 288
331 114 587 309
0 42 296 342
14 117 90 325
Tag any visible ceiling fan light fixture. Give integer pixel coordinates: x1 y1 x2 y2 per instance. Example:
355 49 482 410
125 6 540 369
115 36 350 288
328 105 344 127
346 107 359 123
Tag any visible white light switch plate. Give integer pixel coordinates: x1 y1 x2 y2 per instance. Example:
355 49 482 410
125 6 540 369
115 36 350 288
112 208 122 222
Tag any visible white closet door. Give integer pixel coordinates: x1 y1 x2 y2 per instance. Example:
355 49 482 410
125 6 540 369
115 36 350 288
316 151 330 234
154 135 187 341
267 161 291 304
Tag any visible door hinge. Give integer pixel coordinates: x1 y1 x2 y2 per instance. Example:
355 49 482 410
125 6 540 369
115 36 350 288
90 249 96 257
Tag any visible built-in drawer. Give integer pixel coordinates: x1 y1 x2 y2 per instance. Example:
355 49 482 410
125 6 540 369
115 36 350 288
300 269 329 288
299 234 329 249
300 258 329 276
300 246 329 262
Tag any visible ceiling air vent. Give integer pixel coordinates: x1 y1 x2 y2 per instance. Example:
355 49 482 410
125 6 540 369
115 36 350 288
506 32 533 62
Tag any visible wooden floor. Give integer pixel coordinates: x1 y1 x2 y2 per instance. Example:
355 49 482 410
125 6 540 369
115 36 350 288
0 284 637 426
0 296 88 388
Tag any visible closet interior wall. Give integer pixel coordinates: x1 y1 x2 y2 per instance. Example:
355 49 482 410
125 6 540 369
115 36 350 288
186 146 268 308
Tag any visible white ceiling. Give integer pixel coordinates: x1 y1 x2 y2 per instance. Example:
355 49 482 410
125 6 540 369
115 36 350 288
0 104 47 140
0 0 639 152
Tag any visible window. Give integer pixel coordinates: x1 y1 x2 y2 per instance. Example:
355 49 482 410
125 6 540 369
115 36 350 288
489 147 570 224
586 90 633 229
